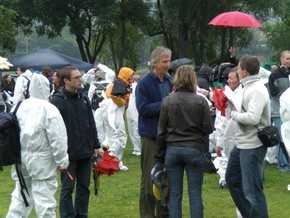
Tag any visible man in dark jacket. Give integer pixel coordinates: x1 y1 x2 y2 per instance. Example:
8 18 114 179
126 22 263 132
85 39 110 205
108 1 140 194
50 66 100 218
136 46 173 218
268 50 290 172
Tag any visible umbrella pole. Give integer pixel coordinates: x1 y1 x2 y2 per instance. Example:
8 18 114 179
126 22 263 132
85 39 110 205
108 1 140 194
220 27 227 62
229 27 234 48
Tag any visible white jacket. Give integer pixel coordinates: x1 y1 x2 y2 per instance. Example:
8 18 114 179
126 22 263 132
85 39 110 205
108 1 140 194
231 75 271 149
13 70 33 105
280 88 290 152
16 74 69 180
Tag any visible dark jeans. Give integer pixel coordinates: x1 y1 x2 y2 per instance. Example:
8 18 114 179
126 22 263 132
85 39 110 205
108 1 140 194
60 157 91 218
139 137 169 218
226 145 268 218
165 146 204 218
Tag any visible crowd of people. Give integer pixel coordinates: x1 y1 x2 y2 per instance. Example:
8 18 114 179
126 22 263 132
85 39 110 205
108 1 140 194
1 46 290 218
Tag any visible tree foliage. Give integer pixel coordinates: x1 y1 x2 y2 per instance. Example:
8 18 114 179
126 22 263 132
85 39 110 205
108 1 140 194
0 2 18 56
2 0 289 67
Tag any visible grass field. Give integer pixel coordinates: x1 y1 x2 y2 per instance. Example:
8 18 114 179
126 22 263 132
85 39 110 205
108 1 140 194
1 140 290 217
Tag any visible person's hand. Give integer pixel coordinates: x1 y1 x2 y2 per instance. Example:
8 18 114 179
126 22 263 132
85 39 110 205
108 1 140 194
216 147 223 157
197 88 209 97
57 166 67 172
94 148 100 157
229 46 235 57
154 151 165 164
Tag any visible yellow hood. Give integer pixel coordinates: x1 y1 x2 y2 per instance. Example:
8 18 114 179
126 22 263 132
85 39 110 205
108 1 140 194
118 67 134 86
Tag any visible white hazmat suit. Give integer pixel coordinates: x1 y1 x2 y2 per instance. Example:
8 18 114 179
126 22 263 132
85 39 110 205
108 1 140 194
6 74 69 218
280 87 290 153
126 82 141 156
13 69 33 105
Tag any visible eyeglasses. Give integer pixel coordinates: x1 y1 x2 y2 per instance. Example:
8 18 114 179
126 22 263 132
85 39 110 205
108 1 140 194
70 75 82 80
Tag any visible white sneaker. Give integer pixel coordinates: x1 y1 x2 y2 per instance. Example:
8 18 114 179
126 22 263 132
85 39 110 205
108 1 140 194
132 151 141 156
119 165 128 171
119 161 128 171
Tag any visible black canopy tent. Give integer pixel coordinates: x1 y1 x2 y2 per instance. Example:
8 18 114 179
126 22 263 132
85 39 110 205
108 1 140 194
10 49 93 71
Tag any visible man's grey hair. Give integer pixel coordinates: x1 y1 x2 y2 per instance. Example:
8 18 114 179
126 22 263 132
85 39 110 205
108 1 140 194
150 46 172 66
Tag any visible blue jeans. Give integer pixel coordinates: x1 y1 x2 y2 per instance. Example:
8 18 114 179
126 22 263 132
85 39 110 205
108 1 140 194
165 146 204 218
226 146 268 218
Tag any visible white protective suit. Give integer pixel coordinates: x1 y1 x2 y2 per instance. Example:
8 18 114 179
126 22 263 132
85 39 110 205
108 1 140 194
94 67 133 171
6 74 69 218
126 82 141 156
280 87 290 153
12 69 34 105
82 63 116 101
213 85 242 186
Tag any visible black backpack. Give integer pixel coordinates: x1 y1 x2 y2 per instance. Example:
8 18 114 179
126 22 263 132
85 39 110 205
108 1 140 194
22 75 31 99
91 82 109 110
0 101 30 206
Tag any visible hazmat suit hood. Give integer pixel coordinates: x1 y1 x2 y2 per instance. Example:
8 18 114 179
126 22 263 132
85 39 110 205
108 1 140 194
29 73 50 100
118 67 134 86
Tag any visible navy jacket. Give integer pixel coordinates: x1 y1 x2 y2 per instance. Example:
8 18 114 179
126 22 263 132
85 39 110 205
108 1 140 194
50 87 100 161
136 72 173 139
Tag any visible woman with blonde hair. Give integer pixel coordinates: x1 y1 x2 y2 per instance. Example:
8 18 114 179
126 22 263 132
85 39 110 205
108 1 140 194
157 65 213 218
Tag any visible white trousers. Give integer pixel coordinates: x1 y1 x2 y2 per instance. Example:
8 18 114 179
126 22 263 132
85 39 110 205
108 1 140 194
126 115 141 155
6 175 58 218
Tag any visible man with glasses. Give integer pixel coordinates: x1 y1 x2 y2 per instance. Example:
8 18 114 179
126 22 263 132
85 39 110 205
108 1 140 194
50 66 101 218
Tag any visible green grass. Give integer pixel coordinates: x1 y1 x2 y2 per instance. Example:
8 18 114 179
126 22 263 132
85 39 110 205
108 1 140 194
1 140 290 217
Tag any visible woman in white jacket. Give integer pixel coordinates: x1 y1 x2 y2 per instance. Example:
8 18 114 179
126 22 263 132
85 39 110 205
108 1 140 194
6 74 69 218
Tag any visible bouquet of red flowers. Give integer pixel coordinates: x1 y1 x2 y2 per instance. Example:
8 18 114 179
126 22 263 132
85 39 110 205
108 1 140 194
212 86 228 116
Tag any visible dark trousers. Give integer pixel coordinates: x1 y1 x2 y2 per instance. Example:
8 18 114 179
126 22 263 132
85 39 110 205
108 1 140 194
139 137 169 218
59 157 91 218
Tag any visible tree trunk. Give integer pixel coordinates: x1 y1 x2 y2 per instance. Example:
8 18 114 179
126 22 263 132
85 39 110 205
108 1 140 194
178 0 186 57
76 34 88 63
118 1 126 71
110 36 118 75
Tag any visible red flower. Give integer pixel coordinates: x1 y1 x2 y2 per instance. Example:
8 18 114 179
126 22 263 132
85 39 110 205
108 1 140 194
212 86 228 116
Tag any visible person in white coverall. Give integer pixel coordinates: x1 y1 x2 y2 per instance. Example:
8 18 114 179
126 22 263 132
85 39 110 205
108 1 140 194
6 74 69 218
13 69 34 105
82 63 116 101
213 67 241 189
280 86 290 188
95 67 134 171
126 75 142 156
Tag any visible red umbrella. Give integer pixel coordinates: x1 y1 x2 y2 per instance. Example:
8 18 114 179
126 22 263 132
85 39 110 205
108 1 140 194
209 11 263 28
208 11 263 58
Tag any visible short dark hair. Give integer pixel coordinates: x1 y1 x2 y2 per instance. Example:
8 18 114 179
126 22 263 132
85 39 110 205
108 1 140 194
41 66 53 77
60 66 78 86
239 55 260 75
17 66 26 72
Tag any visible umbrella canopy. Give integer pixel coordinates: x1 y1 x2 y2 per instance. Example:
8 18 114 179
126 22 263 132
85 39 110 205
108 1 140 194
170 58 193 72
209 11 262 28
10 49 93 71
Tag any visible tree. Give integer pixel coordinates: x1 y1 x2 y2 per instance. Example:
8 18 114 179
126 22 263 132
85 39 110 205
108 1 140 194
10 0 150 71
0 2 18 56
262 0 290 59
10 0 117 65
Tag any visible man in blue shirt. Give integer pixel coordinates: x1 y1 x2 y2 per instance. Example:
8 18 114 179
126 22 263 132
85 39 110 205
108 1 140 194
136 46 173 218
